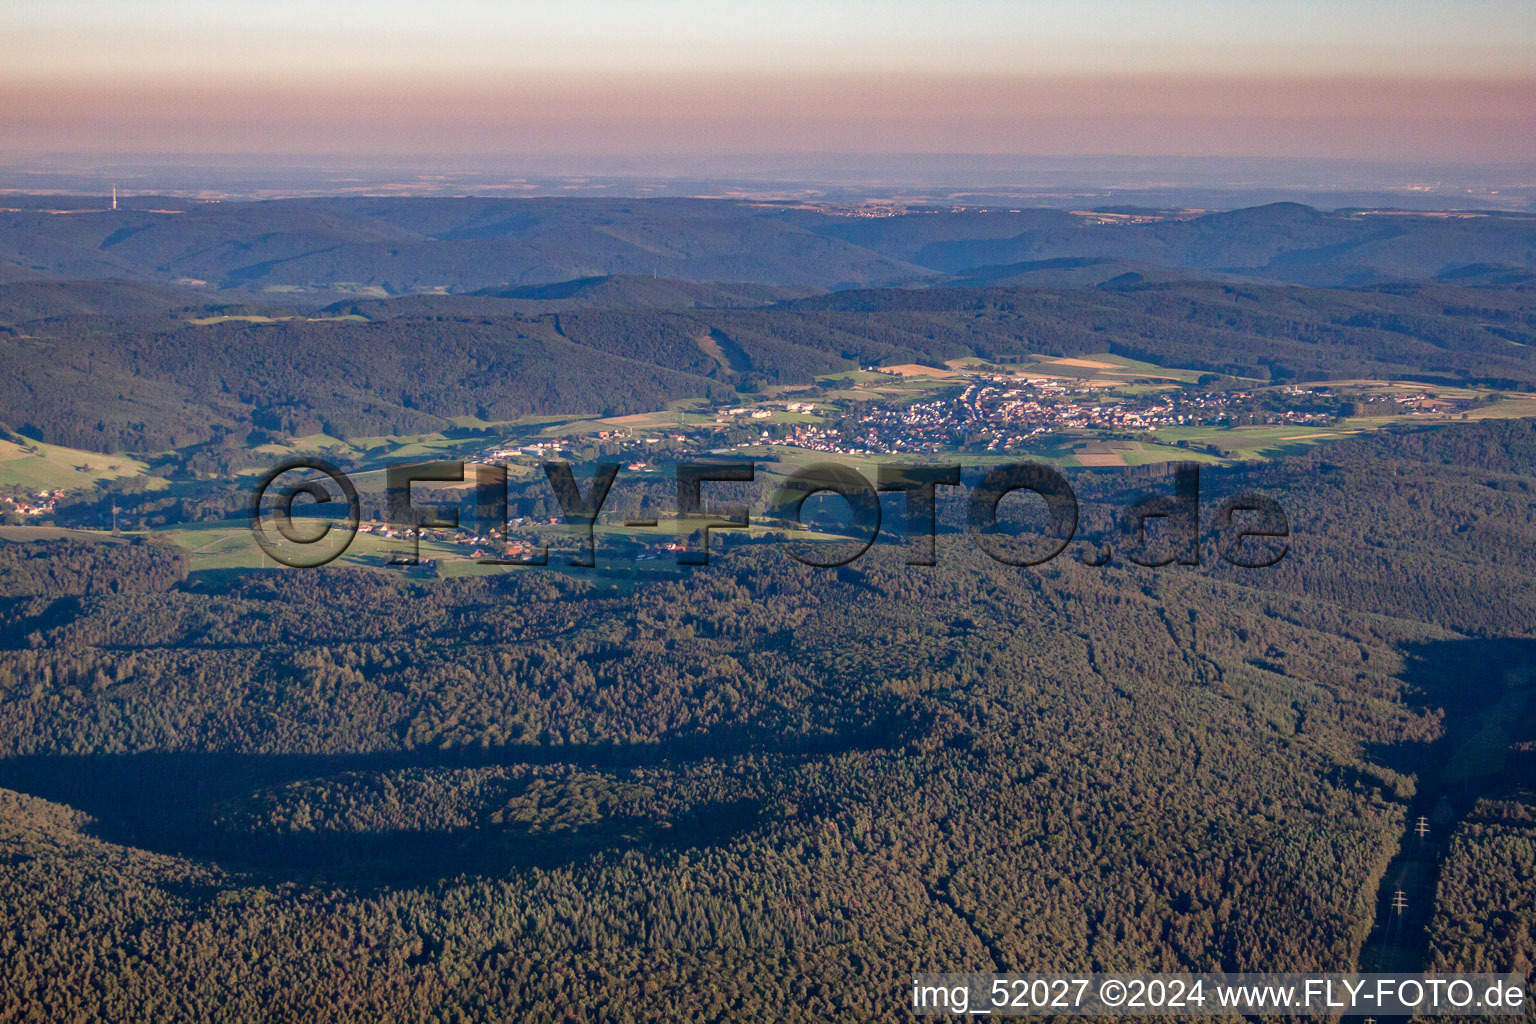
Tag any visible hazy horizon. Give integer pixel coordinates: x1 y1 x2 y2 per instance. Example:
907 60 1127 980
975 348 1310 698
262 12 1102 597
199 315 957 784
4 0 1534 162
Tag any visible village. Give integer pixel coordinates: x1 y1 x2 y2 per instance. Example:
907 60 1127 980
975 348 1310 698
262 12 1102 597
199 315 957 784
803 377 1353 455
454 362 1480 468
709 374 1360 458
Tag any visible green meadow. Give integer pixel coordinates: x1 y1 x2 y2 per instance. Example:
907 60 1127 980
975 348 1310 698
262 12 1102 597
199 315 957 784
0 437 163 491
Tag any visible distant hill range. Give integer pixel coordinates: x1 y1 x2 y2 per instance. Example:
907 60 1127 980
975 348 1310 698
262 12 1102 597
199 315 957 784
2 197 1535 457
2 197 1535 294
3 272 1536 455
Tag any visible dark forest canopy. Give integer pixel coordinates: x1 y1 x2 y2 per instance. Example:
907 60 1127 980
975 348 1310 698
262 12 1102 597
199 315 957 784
0 423 1531 1021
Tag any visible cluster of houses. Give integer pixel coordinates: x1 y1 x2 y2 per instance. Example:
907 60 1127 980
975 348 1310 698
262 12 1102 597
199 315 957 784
357 519 556 561
443 374 1440 479
0 489 62 518
354 516 695 565
745 375 1341 456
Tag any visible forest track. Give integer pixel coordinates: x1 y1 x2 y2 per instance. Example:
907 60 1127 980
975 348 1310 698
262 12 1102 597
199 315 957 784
1359 653 1534 972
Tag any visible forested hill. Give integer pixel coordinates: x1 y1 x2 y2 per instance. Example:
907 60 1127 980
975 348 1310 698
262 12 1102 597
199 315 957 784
0 421 1531 1019
3 276 1536 453
3 197 1536 293
802 202 1536 285
0 197 934 292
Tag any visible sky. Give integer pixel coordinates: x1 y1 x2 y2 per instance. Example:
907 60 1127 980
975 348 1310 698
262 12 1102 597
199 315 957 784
3 0 1534 162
